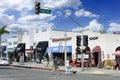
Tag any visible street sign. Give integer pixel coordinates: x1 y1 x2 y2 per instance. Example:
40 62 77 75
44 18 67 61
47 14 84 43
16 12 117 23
40 9 51 14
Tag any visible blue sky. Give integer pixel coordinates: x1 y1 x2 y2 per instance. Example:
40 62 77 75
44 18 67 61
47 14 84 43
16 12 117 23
0 0 120 41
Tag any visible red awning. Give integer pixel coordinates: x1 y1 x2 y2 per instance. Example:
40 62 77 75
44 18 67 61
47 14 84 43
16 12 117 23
92 46 101 52
113 51 120 56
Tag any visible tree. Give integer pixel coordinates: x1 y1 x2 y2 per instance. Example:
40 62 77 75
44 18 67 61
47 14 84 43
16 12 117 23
0 25 9 57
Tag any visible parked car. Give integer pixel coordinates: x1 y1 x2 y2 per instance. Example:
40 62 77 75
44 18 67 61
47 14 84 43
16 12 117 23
0 58 9 66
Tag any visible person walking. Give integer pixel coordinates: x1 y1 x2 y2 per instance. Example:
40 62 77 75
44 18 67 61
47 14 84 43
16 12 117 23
65 58 71 74
51 57 59 75
113 60 119 70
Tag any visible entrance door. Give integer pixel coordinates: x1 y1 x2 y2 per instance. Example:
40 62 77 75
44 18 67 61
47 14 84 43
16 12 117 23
92 46 101 67
93 52 99 66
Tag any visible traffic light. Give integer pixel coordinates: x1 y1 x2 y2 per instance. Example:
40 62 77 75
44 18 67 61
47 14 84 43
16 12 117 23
83 35 88 46
76 36 81 46
35 2 40 14
76 46 81 54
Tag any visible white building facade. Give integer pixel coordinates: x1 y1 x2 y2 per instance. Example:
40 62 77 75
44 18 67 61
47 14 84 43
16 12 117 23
7 27 120 67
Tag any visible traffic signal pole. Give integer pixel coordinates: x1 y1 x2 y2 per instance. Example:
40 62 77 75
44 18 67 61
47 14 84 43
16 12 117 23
34 2 85 71
81 31 84 71
55 9 84 71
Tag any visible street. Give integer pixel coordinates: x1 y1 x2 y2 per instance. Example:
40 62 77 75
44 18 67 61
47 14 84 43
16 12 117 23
0 66 119 80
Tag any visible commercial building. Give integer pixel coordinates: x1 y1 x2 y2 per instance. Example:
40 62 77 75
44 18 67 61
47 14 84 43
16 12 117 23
6 26 120 68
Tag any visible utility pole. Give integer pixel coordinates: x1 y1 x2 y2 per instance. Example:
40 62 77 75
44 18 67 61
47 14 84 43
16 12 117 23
64 32 67 67
34 2 84 71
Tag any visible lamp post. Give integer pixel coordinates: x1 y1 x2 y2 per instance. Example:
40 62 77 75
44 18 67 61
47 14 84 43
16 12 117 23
33 42 37 62
64 32 67 66
49 38 53 59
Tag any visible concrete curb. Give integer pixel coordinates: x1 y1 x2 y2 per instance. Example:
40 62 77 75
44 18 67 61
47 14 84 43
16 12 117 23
10 64 65 72
10 64 120 75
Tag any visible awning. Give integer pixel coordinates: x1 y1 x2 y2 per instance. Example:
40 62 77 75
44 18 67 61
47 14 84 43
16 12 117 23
92 46 101 53
7 48 16 53
115 46 120 51
64 46 72 53
113 46 120 56
46 45 72 53
36 41 48 53
113 51 120 56
51 46 63 53
0 46 6 53
15 43 25 53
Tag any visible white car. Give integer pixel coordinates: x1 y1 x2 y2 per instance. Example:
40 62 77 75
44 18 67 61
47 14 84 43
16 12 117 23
0 58 9 66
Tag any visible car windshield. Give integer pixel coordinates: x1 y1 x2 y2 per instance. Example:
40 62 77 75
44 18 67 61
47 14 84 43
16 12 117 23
1 58 7 61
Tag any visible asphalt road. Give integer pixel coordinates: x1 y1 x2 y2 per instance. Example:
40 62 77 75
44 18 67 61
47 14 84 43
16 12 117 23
0 66 119 80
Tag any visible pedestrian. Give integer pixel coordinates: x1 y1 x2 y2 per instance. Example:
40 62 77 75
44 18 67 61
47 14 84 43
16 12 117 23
52 57 59 74
116 62 119 70
113 60 119 70
65 58 71 74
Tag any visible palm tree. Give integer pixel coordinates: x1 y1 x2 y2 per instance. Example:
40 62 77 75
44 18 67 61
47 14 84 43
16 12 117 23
0 25 9 57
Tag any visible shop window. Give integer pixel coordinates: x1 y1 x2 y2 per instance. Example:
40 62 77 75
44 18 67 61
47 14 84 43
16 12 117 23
8 42 12 45
13 41 17 45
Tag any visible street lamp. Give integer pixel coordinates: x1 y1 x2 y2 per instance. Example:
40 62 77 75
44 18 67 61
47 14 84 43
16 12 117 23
64 32 67 66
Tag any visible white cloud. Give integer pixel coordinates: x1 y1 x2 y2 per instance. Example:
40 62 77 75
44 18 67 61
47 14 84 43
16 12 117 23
0 0 33 12
72 27 84 32
36 23 55 31
42 0 82 9
72 19 104 32
65 9 71 16
18 14 56 23
0 14 15 25
75 9 99 18
85 19 104 32
11 14 56 32
0 0 82 33
107 22 120 33
0 8 6 13
0 0 82 14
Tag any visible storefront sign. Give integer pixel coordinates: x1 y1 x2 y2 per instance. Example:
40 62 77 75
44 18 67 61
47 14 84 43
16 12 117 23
89 36 98 40
46 46 72 53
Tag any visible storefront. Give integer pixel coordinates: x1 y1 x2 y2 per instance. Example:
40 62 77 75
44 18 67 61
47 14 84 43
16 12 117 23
35 41 48 63
0 46 6 58
14 43 26 62
6 27 120 68
46 45 72 59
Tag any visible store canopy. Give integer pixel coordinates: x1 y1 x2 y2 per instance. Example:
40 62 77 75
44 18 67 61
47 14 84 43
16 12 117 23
15 43 25 53
36 41 48 53
7 48 16 53
0 46 6 53
46 46 72 53
113 51 120 56
113 46 120 56
92 46 101 53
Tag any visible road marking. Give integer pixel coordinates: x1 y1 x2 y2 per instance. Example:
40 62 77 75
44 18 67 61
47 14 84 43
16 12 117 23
111 74 120 77
92 71 105 74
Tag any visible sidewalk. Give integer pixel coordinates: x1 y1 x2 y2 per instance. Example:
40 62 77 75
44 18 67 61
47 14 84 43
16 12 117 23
10 62 120 75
